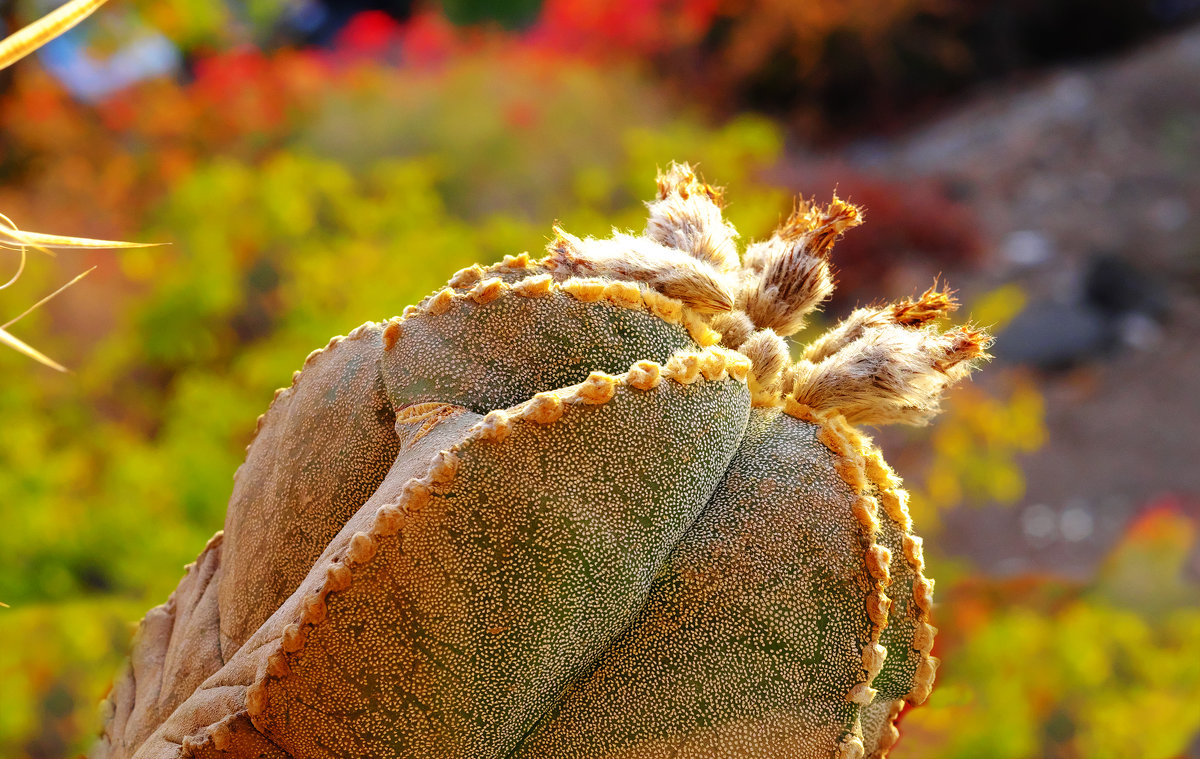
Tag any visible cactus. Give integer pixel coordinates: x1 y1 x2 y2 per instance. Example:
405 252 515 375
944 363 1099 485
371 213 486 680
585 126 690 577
94 164 987 759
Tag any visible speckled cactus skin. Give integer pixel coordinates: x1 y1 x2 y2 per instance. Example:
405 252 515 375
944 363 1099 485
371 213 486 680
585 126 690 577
94 165 986 759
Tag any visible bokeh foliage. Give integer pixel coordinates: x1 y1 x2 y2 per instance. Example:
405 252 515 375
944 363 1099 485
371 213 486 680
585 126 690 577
908 507 1200 759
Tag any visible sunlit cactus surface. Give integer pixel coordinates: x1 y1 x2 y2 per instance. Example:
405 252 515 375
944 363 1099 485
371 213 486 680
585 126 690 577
95 164 987 759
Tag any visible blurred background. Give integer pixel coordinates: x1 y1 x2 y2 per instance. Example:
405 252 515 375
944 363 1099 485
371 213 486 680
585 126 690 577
2 0 1199 756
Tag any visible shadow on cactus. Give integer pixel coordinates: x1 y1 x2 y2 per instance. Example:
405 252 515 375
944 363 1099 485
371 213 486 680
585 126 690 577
96 164 988 759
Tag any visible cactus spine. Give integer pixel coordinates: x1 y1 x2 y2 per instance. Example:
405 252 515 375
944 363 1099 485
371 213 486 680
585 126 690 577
95 164 987 759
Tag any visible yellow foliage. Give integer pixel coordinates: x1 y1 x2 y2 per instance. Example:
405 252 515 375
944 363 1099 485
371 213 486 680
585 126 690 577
909 372 1047 529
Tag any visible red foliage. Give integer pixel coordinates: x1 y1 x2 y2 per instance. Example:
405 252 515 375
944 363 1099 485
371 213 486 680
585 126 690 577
528 0 721 60
770 166 983 308
396 10 462 66
833 175 981 299
336 10 406 58
1126 493 1200 538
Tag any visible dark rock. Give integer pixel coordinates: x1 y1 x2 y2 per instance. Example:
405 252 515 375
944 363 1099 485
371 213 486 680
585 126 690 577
1084 253 1167 319
993 301 1115 369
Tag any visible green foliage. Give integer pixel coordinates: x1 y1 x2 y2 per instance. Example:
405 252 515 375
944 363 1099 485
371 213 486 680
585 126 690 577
908 510 1200 759
0 599 144 759
2 154 484 607
909 379 1046 529
917 602 1200 759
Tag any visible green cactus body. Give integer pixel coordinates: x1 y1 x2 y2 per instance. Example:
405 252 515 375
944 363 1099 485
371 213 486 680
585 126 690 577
94 165 985 759
515 407 877 758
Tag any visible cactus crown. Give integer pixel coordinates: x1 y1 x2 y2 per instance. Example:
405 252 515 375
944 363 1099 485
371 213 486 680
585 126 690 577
96 164 987 759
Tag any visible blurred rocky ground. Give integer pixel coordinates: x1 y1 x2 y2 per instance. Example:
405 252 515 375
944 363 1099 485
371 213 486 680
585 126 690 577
800 24 1200 580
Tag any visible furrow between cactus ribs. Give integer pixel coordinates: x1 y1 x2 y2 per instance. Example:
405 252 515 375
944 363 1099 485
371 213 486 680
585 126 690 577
244 349 750 727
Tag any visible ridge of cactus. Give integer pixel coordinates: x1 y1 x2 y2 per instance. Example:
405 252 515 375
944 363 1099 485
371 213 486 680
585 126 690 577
97 532 227 758
220 322 401 658
246 353 752 757
381 275 720 414
96 163 988 759
850 441 939 759
178 713 286 759
101 405 483 759
860 445 939 704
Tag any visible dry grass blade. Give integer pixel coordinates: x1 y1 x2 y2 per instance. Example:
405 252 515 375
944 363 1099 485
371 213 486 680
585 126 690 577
1 212 160 256
0 0 111 70
1 230 159 250
1 246 27 290
1 326 68 371
2 4 158 369
1 259 122 368
0 211 157 367
2 266 96 329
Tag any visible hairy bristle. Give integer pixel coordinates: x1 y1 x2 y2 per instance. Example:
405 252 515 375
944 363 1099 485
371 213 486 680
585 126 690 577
790 323 992 426
936 326 990 377
780 195 863 253
803 283 964 363
738 329 788 391
889 283 959 327
654 161 724 207
739 242 834 336
803 307 890 363
646 162 740 275
545 228 734 313
737 195 862 337
710 311 756 349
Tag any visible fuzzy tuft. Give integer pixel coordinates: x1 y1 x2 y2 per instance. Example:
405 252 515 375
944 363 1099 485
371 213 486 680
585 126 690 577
738 329 788 392
645 162 740 275
804 282 957 363
545 227 734 313
889 283 959 327
710 311 756 349
738 196 862 337
790 322 991 426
